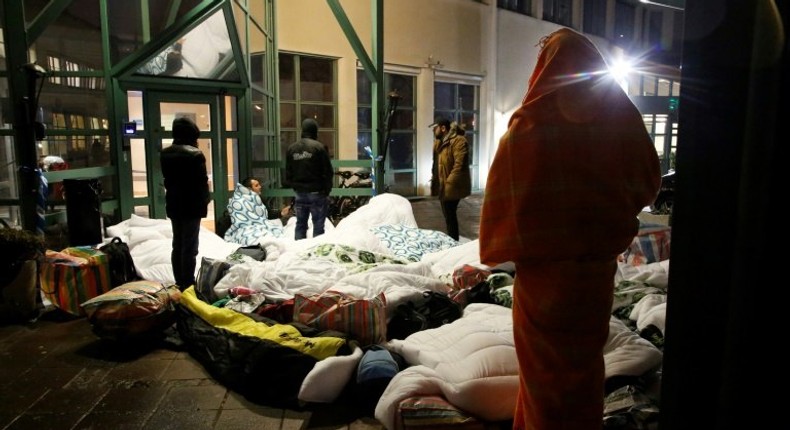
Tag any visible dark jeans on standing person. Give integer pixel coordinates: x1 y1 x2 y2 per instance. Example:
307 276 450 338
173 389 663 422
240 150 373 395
171 217 201 290
294 192 329 240
440 199 461 241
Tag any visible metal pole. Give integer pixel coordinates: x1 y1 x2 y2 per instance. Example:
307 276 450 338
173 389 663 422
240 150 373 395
2 0 42 233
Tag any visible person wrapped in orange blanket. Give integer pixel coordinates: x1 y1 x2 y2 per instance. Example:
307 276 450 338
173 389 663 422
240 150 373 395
479 28 661 429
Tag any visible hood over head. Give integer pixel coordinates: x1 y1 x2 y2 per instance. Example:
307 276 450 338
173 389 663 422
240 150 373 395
172 117 200 143
301 118 319 139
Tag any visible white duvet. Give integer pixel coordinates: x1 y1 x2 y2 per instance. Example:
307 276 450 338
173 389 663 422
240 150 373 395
106 193 449 287
106 194 667 428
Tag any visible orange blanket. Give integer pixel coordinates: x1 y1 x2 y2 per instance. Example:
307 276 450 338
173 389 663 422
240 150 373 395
480 28 661 429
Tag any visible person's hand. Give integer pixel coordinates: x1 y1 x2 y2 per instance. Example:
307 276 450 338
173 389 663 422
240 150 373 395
280 206 293 217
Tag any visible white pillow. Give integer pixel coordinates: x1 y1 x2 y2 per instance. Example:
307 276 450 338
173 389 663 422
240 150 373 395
299 345 364 403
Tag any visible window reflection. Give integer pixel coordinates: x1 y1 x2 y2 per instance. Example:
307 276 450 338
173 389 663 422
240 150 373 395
137 10 238 81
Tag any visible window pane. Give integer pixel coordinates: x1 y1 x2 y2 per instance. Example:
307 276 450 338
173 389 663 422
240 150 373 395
458 85 476 110
388 74 414 108
543 0 572 26
130 138 147 198
615 0 635 42
498 0 532 15
225 95 238 132
135 11 237 81
389 172 415 197
357 132 372 161
389 133 414 170
300 104 335 129
33 0 103 69
317 130 336 158
89 138 110 167
251 53 265 89
300 57 334 102
583 0 607 37
434 83 455 110
226 138 239 191
466 133 477 165
280 103 296 128
279 131 297 158
648 10 663 47
279 54 295 100
252 89 267 128
392 109 414 129
357 69 372 105
358 107 372 129
460 113 477 132
107 0 203 65
0 136 18 201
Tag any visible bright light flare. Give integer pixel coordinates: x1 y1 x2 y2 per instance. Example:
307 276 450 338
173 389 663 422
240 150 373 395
608 58 633 92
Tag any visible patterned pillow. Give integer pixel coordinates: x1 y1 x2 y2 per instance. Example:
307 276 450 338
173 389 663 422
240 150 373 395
371 224 458 262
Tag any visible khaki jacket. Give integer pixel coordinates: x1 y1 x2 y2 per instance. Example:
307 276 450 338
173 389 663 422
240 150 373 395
433 127 471 201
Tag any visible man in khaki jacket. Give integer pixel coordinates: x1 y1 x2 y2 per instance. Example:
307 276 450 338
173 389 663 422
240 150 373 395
430 117 471 241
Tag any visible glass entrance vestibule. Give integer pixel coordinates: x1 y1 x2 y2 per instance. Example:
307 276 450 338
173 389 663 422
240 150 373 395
1 0 278 234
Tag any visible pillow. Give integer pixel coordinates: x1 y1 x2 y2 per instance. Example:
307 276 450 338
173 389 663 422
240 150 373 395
397 395 485 430
299 345 364 403
80 280 181 340
371 224 458 262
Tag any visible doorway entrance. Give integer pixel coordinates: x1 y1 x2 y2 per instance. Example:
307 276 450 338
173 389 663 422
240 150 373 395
127 91 236 231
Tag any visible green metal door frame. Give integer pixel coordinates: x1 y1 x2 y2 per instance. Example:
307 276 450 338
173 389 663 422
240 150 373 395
142 91 226 221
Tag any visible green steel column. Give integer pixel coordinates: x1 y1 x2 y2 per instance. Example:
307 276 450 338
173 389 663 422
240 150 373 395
2 0 41 233
371 0 384 193
326 0 384 192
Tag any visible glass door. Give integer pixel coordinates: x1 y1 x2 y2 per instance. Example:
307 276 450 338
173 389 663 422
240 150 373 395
131 92 223 228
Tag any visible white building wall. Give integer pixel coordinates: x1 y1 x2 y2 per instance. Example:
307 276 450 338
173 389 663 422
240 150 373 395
493 12 563 169
277 0 491 196
277 1 630 194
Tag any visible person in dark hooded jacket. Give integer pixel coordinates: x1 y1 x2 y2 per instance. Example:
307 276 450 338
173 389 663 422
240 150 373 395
284 118 334 240
160 116 210 290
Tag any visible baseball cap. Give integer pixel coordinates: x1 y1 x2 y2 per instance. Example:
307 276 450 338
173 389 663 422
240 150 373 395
428 117 451 129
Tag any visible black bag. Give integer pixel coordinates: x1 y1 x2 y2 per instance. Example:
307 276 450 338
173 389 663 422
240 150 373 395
234 244 266 261
386 291 463 340
99 237 140 288
195 257 232 304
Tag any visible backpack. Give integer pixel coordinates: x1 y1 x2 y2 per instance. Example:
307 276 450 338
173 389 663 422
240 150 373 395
386 291 463 340
99 237 140 288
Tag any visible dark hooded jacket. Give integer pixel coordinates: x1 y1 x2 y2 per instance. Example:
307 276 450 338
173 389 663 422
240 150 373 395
284 118 334 195
160 117 210 219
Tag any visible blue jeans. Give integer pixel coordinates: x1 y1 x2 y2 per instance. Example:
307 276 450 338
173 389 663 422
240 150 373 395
294 192 329 240
171 217 201 289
